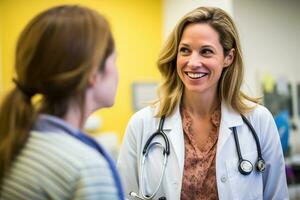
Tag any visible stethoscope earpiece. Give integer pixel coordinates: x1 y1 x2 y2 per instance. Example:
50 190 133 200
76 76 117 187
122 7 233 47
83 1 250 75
238 159 253 175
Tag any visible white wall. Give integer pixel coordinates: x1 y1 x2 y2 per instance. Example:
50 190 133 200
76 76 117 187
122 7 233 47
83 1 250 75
163 0 233 39
233 0 300 95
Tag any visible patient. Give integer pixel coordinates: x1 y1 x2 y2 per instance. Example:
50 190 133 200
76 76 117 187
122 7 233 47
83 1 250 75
0 5 124 200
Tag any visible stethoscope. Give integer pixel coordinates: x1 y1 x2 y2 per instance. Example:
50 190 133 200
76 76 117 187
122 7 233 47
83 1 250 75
33 115 125 200
233 115 266 175
130 114 266 200
130 116 169 200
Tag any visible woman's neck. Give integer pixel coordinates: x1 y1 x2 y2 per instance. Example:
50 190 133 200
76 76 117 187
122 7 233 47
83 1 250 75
64 86 104 130
181 91 220 118
64 109 82 129
63 102 93 130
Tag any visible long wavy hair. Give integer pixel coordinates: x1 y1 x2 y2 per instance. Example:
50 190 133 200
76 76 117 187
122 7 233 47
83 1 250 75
155 7 259 117
0 5 114 184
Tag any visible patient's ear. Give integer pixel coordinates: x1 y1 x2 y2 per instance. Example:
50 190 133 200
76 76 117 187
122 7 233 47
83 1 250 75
224 48 235 67
88 68 99 87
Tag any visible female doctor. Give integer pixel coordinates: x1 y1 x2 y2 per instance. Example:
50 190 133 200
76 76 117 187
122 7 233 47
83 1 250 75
118 7 288 200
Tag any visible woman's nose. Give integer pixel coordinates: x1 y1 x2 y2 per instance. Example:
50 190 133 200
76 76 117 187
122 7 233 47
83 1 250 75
187 53 202 68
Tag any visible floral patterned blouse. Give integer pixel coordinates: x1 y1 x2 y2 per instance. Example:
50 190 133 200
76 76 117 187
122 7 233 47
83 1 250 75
180 107 221 200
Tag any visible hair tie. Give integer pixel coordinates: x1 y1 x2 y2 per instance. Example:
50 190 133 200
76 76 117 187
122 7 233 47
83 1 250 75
12 78 36 98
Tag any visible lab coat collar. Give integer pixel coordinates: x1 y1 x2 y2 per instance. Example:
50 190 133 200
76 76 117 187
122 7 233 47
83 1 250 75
156 101 244 172
161 104 181 131
220 101 243 128
217 101 243 156
161 101 244 130
159 104 185 174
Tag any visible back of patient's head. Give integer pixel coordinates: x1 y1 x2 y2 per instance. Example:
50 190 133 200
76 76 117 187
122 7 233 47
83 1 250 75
0 5 114 184
16 5 114 116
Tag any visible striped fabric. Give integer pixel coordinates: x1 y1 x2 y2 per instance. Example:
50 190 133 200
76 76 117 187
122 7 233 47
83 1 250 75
0 131 119 200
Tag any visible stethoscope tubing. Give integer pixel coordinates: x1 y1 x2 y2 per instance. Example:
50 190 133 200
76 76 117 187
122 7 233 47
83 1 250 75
138 114 265 199
142 116 170 155
139 116 169 200
141 142 168 199
241 115 263 160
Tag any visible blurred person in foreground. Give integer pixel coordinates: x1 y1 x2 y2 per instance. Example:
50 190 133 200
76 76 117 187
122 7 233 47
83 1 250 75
0 5 124 200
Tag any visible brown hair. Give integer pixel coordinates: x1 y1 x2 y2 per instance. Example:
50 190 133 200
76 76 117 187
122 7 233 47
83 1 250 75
0 5 114 183
155 7 259 117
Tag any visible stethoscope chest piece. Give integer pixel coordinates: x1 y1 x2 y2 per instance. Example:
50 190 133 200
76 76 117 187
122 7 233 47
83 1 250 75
256 158 266 172
239 159 253 175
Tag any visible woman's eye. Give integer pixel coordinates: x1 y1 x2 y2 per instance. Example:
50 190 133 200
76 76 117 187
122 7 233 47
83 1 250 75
201 49 213 55
179 47 190 54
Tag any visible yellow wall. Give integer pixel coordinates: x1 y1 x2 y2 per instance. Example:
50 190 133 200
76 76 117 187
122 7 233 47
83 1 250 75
0 2 4 93
0 0 162 142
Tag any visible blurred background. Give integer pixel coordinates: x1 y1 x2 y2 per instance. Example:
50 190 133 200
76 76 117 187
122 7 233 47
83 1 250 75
1 0 300 198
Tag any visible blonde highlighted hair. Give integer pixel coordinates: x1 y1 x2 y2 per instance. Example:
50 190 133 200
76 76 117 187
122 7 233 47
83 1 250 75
155 7 259 117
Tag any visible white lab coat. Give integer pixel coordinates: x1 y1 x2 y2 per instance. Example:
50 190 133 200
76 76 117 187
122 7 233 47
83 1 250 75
117 102 289 200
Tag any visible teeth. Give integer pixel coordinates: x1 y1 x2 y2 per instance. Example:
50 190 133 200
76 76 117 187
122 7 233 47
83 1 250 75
187 72 207 79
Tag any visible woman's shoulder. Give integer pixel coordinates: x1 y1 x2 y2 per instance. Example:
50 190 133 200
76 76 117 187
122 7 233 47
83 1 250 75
26 131 110 169
243 102 276 132
123 105 160 138
129 105 158 123
246 102 273 119
4 131 117 199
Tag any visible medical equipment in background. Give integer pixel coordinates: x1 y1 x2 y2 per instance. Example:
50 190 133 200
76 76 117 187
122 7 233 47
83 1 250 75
274 110 290 155
130 115 266 200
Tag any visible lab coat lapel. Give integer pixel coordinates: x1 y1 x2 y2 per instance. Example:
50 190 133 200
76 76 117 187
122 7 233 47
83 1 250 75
155 102 243 173
217 102 243 157
161 105 185 174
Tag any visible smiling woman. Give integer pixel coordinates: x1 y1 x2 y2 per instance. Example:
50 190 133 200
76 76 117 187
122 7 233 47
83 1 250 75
117 6 288 200
176 23 235 96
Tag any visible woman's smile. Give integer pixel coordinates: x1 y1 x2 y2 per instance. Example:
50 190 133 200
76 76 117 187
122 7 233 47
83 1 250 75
185 72 209 79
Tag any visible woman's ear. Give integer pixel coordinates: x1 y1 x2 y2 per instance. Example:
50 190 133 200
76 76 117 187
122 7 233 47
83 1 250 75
224 48 235 67
88 68 99 87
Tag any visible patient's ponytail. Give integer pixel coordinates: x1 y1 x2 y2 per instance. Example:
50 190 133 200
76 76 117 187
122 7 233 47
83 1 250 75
0 85 37 184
